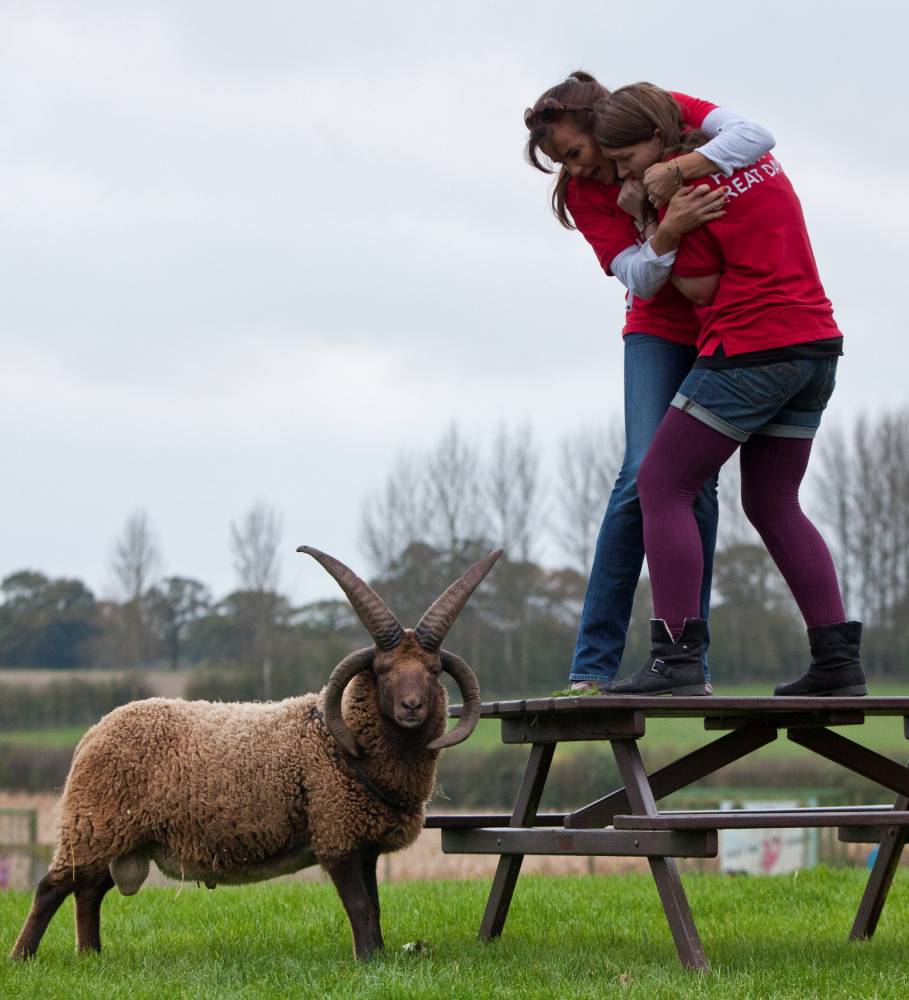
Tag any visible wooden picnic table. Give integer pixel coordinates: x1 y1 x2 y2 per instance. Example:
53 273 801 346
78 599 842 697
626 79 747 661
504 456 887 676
426 695 909 971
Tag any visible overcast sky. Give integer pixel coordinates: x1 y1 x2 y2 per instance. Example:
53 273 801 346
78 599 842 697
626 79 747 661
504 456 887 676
3 1 906 605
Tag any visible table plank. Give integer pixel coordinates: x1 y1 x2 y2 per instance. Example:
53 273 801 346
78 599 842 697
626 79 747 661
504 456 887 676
613 809 909 830
441 827 717 858
450 696 909 719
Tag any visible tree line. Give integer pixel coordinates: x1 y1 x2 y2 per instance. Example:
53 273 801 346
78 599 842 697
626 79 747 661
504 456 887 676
2 410 907 695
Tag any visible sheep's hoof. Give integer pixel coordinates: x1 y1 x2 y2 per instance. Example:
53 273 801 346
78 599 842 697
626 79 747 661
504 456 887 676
110 854 150 896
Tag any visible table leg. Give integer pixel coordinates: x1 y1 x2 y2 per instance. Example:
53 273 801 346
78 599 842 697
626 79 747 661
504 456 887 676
611 739 709 972
478 742 555 941
568 723 777 828
850 792 908 941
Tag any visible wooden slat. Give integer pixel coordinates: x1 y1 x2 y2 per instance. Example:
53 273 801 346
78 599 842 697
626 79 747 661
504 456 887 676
424 813 565 829
838 826 888 844
441 827 717 858
450 695 909 720
501 709 644 744
613 810 909 830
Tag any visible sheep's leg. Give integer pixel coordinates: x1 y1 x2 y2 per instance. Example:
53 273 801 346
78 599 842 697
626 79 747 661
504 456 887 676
326 849 383 960
360 849 383 951
75 870 115 953
10 869 76 960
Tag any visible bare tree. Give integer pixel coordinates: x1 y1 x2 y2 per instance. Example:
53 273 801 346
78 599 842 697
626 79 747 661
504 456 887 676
230 502 284 698
810 422 853 610
359 452 431 575
231 503 283 594
110 509 160 666
486 422 545 564
810 409 909 675
483 423 547 682
424 423 488 560
112 510 160 603
715 459 761 552
554 421 624 573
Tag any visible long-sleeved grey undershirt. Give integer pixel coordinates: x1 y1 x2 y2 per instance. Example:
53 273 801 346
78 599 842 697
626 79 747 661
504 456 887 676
610 109 775 300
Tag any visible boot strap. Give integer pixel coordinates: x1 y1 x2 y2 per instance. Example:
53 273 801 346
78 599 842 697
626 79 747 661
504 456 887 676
650 658 671 678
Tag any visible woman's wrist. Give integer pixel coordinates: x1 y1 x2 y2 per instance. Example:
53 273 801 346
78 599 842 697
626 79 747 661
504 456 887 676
650 220 683 257
674 150 719 182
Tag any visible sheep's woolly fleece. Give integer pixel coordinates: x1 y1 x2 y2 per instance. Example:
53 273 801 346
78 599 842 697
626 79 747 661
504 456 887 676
52 673 448 884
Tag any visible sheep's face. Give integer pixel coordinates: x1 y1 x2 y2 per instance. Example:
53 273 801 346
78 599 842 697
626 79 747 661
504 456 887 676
372 630 441 732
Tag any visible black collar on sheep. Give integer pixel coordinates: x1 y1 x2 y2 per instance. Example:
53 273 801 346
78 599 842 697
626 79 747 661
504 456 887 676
307 703 424 812
298 546 501 758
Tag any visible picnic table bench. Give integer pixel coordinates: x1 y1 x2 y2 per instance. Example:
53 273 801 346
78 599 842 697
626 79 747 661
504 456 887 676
425 695 909 971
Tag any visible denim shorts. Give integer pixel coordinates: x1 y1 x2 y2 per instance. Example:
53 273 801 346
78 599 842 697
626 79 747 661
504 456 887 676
671 357 838 442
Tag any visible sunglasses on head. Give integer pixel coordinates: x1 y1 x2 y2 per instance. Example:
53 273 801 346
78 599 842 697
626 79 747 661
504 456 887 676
524 100 594 129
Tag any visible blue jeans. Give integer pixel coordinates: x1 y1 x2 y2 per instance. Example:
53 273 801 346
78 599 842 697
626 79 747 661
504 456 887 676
673 357 838 441
570 334 719 683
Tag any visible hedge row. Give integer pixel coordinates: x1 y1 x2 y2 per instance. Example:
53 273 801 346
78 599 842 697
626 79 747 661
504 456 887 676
0 676 154 729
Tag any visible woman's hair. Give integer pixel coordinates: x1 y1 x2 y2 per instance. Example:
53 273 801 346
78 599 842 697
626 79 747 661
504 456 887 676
592 82 707 156
524 71 610 229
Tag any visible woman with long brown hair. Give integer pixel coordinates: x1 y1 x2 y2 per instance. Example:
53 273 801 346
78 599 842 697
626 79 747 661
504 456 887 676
590 83 864 697
525 72 775 694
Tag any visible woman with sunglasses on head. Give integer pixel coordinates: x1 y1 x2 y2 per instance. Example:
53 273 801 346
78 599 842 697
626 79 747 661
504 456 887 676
525 72 776 694
591 82 865 698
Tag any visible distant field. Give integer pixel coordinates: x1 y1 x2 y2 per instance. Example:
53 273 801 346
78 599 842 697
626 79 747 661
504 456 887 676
3 871 909 999
5 684 909 766
0 727 88 749
461 683 909 763
0 668 190 698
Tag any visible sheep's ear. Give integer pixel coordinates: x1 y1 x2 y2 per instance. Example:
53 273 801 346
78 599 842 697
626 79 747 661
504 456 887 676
414 549 503 652
426 650 481 751
298 546 403 651
322 647 375 757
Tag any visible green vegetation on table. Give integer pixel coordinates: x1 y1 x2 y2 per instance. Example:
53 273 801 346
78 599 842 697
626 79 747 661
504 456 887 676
2 870 909 999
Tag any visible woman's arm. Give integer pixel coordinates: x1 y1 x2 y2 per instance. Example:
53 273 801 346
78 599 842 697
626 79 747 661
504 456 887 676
645 107 775 205
671 272 720 306
611 182 726 299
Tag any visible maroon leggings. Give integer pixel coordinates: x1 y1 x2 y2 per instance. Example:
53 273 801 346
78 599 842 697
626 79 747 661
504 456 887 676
637 408 846 635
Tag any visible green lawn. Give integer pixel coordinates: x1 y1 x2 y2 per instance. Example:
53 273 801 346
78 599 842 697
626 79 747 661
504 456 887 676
3 871 909 998
0 727 88 750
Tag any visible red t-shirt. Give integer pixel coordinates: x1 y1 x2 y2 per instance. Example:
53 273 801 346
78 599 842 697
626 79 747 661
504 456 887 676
671 153 841 357
564 91 717 345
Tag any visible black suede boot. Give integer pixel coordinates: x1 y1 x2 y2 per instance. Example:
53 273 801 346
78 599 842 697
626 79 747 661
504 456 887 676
774 621 867 696
598 619 712 696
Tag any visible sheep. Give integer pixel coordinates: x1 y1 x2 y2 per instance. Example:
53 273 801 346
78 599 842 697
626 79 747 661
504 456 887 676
11 545 501 962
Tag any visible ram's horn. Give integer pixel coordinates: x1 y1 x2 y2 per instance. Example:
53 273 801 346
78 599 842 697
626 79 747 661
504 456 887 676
298 546 404 651
414 549 503 652
426 650 482 751
322 647 376 757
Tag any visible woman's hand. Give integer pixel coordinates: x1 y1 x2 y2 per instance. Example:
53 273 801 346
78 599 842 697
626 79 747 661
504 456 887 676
617 177 648 221
662 184 727 237
643 161 686 207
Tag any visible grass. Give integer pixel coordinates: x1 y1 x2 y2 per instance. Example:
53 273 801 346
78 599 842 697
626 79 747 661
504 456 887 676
0 727 89 750
3 870 909 998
